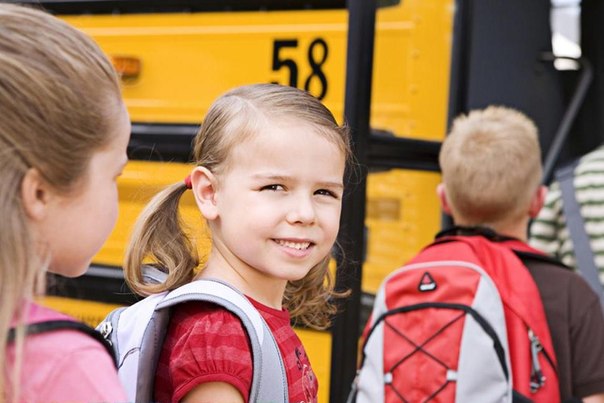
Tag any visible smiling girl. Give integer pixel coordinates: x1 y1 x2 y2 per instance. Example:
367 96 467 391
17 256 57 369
124 83 351 402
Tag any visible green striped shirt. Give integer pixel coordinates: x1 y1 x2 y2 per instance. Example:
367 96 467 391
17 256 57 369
529 145 604 283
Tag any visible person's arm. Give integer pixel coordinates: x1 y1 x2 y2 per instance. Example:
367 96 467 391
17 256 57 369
182 381 244 403
583 393 604 403
164 303 254 403
569 279 604 400
529 182 565 258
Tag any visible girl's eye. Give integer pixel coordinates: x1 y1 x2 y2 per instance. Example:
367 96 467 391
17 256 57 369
315 189 339 199
260 184 284 191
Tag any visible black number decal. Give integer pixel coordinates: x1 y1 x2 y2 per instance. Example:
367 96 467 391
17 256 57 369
304 38 328 100
272 39 299 88
271 38 329 100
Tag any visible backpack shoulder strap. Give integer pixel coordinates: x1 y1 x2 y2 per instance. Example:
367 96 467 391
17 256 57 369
9 320 117 367
512 249 571 271
436 226 571 272
98 292 167 403
555 161 604 309
155 279 288 403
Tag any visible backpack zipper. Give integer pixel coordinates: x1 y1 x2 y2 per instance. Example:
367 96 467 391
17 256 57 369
528 328 547 393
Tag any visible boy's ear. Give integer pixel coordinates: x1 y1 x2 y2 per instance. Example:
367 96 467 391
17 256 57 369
529 185 547 218
21 168 51 221
437 183 453 215
191 166 219 220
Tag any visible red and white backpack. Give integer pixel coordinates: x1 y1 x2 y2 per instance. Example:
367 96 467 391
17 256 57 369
349 231 559 403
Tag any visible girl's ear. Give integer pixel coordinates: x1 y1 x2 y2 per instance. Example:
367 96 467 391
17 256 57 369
191 166 219 220
21 168 51 221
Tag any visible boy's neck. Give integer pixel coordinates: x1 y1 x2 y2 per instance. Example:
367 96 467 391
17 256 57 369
452 216 530 242
489 222 528 242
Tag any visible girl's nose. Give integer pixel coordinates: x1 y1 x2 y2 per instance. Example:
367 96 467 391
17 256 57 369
286 195 316 225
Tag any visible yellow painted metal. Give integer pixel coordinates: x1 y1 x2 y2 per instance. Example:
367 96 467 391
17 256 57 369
45 1 455 400
63 0 453 292
37 296 123 328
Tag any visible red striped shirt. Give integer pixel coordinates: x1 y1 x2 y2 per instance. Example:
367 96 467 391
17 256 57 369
154 297 318 403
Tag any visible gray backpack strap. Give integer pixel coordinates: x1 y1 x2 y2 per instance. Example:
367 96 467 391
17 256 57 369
156 279 288 403
135 305 171 403
141 265 168 284
556 162 604 310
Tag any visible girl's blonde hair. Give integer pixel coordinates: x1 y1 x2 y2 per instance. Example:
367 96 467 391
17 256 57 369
0 4 121 398
439 106 542 226
125 83 351 329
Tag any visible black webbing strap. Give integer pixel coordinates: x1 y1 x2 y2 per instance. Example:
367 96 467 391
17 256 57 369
556 161 604 310
8 320 117 368
436 225 515 243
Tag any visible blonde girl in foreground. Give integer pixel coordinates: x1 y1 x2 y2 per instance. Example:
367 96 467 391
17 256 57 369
125 83 351 402
0 4 130 401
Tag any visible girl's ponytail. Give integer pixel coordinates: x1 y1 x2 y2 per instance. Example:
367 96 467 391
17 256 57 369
124 182 199 296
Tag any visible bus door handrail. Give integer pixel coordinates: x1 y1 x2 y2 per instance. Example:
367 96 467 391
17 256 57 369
541 53 593 185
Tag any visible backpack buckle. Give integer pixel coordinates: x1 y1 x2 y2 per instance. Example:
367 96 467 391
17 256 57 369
98 321 113 346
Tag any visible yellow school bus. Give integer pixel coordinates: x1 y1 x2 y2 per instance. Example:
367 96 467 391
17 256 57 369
30 0 455 399
35 1 454 400
54 0 452 293
29 0 602 400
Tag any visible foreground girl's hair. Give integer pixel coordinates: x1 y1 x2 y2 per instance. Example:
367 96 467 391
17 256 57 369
0 4 121 397
125 83 351 329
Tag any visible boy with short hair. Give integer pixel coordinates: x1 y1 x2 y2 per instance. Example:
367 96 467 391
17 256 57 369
439 106 543 233
437 106 604 402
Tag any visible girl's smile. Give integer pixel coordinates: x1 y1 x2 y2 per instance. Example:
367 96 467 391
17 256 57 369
273 239 313 251
273 238 315 258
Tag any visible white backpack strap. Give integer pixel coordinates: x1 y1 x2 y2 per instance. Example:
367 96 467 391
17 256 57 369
96 291 169 403
157 279 288 403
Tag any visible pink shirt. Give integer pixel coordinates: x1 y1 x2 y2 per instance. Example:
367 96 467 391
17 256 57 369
6 303 127 403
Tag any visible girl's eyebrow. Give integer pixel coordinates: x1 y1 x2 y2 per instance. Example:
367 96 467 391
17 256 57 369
318 181 344 190
252 173 288 181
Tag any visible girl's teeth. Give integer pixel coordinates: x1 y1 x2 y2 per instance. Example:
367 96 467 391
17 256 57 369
277 240 310 250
